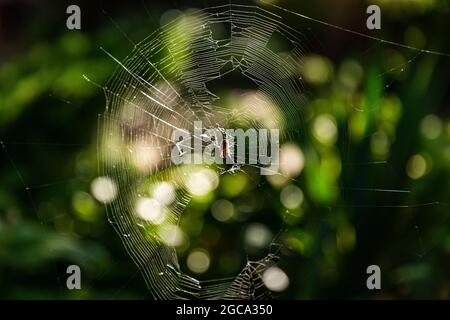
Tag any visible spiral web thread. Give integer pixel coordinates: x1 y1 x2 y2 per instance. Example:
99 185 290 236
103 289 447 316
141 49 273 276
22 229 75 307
99 4 307 299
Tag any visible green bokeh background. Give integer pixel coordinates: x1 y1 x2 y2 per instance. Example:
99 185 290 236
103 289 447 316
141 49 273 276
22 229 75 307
0 0 449 299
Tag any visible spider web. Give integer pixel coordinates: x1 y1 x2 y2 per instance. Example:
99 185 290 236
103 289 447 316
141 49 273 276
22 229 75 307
98 4 307 299
1 0 448 300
